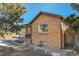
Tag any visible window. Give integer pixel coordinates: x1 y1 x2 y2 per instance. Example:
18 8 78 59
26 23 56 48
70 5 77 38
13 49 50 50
38 24 48 33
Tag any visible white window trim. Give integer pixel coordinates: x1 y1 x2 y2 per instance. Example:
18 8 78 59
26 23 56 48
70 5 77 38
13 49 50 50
38 23 48 33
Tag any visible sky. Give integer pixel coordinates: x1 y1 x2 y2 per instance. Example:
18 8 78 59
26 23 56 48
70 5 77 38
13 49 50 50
21 3 78 24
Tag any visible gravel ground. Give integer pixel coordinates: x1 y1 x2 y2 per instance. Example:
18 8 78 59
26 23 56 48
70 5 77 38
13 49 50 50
0 46 78 56
0 46 50 56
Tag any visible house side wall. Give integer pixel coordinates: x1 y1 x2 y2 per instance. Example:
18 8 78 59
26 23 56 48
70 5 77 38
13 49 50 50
31 13 64 48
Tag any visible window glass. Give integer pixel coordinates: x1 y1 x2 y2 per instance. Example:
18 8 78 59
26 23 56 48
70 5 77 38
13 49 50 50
38 24 48 33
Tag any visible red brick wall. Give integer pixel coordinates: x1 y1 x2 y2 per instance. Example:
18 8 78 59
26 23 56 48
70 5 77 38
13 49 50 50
31 13 64 48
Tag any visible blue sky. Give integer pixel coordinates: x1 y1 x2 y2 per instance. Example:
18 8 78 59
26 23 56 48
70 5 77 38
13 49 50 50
21 3 78 24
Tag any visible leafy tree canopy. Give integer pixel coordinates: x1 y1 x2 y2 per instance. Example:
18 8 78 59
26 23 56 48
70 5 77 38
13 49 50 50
0 3 26 22
0 3 26 33
71 3 79 12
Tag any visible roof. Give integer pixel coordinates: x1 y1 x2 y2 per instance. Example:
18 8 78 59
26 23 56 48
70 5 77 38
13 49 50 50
29 11 64 24
24 11 64 27
24 24 31 28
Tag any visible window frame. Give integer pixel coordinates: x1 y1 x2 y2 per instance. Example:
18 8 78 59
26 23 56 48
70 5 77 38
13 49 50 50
37 23 48 33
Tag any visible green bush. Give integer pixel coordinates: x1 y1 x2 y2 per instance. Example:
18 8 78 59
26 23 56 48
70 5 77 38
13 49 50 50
0 32 4 37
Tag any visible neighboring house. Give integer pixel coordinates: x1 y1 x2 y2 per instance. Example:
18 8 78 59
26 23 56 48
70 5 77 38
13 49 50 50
25 11 64 49
24 24 31 34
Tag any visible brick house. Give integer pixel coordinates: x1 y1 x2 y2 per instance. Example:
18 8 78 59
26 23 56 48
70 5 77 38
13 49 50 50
25 11 64 49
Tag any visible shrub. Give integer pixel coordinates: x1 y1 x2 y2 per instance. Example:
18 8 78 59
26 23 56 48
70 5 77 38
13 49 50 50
0 32 4 37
